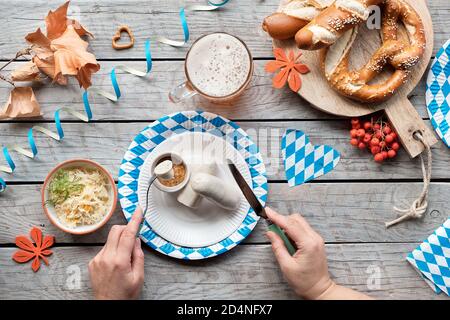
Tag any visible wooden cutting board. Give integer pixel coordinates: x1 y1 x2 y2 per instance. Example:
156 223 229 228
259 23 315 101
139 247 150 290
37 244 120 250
273 0 437 158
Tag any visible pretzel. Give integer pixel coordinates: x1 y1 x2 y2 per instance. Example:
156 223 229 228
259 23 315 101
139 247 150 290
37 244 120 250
320 0 426 103
295 0 384 50
262 0 333 40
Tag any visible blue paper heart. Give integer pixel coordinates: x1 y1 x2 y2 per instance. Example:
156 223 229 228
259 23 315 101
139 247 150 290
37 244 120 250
281 130 341 187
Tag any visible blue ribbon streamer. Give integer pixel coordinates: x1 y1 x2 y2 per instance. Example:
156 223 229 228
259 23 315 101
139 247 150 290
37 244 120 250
181 8 190 44
156 0 230 47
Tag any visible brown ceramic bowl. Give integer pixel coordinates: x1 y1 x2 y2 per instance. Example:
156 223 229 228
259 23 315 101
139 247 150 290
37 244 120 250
41 159 117 235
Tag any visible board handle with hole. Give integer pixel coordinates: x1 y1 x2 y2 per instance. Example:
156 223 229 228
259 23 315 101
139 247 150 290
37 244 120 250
384 97 438 158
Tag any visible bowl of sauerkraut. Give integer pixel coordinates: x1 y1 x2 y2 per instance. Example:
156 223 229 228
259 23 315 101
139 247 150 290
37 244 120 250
42 159 117 234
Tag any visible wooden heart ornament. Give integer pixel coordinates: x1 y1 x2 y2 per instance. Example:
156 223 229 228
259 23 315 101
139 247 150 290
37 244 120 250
282 129 340 186
112 25 135 50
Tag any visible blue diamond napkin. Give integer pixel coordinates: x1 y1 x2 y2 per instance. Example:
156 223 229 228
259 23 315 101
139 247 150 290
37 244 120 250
407 218 450 296
426 39 450 148
281 129 340 187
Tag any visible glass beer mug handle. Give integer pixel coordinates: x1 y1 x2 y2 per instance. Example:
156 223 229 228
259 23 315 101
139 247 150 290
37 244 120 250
169 82 198 103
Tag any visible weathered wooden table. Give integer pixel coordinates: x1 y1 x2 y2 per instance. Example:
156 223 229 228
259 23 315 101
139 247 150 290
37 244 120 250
0 0 449 300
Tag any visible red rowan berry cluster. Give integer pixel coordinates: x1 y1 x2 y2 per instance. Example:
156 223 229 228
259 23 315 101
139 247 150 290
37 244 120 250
349 117 401 163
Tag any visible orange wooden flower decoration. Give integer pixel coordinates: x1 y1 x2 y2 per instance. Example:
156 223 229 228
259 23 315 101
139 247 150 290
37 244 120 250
12 227 55 272
265 48 310 92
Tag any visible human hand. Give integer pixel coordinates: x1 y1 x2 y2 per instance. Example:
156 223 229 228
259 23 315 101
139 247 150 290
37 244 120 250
266 207 334 300
88 207 145 300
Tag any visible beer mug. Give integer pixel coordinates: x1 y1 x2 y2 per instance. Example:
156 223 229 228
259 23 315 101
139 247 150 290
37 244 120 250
169 32 254 104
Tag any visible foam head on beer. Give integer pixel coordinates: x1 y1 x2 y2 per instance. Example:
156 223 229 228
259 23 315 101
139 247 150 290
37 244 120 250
186 33 252 98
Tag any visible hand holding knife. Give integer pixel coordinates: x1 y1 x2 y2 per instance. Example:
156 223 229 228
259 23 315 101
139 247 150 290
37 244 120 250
228 161 297 256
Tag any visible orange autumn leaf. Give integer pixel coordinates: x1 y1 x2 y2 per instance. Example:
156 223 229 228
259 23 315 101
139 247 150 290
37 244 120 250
24 1 99 89
12 227 55 273
45 1 93 41
11 61 42 82
25 28 53 61
25 28 68 85
265 48 310 93
0 87 41 119
51 25 100 89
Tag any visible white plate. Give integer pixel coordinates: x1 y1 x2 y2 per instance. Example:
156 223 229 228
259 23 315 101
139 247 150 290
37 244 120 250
138 131 251 248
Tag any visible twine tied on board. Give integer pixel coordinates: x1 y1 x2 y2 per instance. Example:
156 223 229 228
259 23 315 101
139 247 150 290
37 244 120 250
385 132 432 228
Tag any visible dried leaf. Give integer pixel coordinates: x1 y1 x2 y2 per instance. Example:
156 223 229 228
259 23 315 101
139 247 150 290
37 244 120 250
51 25 100 89
33 56 68 85
11 61 42 82
12 250 35 263
25 28 63 82
25 28 53 61
68 19 94 38
46 1 92 40
24 2 97 88
0 87 41 120
45 1 71 40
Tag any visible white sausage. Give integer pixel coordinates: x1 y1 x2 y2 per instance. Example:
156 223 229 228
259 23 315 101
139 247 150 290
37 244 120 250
191 173 241 210
177 161 216 208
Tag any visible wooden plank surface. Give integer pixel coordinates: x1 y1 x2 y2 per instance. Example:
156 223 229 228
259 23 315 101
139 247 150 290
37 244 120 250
0 121 449 183
0 183 448 245
1 0 448 60
0 61 434 121
0 244 447 300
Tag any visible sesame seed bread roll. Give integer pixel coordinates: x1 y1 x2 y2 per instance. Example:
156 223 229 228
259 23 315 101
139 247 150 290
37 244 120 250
295 0 384 50
263 12 311 40
262 0 333 40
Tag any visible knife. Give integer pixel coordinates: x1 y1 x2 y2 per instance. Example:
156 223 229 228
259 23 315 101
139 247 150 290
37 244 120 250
228 162 297 256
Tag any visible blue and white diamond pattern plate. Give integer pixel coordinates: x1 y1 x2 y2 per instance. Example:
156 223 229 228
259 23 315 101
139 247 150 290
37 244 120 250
118 111 268 260
282 129 340 187
426 39 450 148
406 218 450 296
